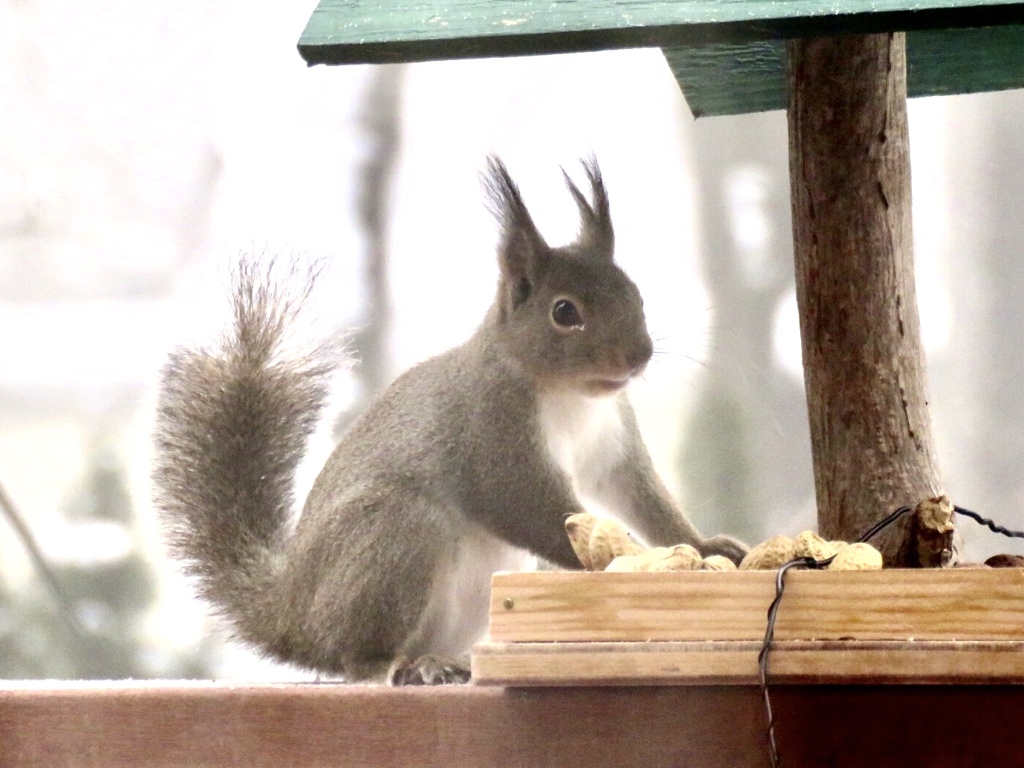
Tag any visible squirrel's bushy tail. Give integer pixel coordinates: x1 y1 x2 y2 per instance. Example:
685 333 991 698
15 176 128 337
152 259 337 644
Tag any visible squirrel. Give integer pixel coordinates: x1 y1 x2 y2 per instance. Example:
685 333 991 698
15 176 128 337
152 158 747 685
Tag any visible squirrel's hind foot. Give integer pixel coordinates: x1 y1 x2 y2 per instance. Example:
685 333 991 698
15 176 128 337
388 655 471 686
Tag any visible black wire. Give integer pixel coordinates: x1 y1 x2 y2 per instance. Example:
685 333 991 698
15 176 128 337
855 504 913 543
760 502 1024 767
758 557 818 767
954 505 1024 540
759 504 912 768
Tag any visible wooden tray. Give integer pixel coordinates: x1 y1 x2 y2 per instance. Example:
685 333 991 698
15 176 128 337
471 569 1024 685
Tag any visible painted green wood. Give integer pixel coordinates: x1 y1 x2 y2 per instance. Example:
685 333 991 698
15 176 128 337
666 25 1024 116
909 23 1024 96
298 0 1024 66
663 41 786 118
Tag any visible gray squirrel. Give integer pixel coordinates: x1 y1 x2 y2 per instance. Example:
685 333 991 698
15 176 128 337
153 158 747 685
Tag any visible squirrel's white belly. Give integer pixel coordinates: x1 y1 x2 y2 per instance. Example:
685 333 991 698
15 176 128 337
401 392 627 662
404 524 535 660
537 389 626 499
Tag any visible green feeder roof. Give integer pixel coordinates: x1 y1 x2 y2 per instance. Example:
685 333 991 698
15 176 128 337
298 0 1024 116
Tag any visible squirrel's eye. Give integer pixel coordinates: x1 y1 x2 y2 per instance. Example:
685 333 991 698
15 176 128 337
552 299 583 328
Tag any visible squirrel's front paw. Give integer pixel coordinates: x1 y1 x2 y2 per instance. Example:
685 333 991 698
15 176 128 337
700 535 749 565
388 655 471 686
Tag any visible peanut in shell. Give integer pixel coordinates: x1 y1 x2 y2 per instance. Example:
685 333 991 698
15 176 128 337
606 544 702 572
588 517 644 571
828 542 883 570
793 530 838 562
739 535 796 571
643 544 702 572
701 554 738 571
605 553 647 572
564 512 598 569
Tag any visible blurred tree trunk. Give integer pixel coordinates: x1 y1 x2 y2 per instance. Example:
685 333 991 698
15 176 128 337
335 65 404 436
788 33 944 563
683 113 814 545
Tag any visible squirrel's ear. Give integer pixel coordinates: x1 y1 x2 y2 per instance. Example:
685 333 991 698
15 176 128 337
484 157 548 305
564 157 614 262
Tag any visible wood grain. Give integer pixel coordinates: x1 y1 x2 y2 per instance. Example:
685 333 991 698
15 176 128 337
473 640 1024 685
789 33 944 559
1 682 763 768
296 2 1024 117
487 569 1024 642
664 25 1024 117
297 0 1024 67
6 681 1024 767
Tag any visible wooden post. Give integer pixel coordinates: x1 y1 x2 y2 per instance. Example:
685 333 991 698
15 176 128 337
787 33 946 564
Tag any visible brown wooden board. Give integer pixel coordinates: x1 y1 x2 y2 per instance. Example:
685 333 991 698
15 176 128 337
486 569 1024 643
473 640 1024 685
5 681 1024 767
479 570 1024 686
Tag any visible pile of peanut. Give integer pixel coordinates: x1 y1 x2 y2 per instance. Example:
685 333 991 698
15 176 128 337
564 513 882 572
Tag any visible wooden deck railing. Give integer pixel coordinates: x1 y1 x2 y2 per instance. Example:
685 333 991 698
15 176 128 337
3 680 1023 767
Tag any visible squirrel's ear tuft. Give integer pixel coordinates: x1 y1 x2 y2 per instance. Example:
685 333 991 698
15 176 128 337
484 157 548 304
564 157 614 262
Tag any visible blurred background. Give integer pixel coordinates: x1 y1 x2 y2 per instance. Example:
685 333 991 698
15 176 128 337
2 0 1022 679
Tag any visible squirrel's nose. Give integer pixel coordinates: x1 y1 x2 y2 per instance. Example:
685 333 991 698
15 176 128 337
624 335 653 373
